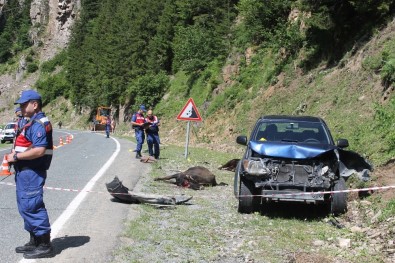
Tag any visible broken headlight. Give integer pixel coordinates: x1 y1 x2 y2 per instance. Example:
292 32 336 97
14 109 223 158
242 159 276 176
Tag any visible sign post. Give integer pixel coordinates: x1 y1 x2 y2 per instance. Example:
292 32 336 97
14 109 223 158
176 98 202 159
185 121 190 159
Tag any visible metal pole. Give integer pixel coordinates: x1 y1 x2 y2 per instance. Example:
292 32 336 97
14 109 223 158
184 121 190 158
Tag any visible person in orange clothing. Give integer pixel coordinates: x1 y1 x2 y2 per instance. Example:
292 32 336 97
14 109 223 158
130 105 147 158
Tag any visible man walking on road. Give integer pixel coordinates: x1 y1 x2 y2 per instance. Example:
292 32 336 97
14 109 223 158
105 115 111 138
6 89 54 259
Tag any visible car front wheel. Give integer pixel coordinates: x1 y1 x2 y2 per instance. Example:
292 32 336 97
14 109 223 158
238 177 259 214
331 177 348 215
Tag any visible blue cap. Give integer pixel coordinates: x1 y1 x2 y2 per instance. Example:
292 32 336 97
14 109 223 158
15 107 21 112
15 90 42 104
139 105 147 112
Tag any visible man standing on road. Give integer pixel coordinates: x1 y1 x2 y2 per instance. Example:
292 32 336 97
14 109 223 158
14 107 22 122
14 107 27 133
130 105 147 158
145 109 160 159
6 89 54 259
105 115 111 138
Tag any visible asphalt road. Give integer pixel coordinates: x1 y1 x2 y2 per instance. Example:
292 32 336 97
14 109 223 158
0 130 148 263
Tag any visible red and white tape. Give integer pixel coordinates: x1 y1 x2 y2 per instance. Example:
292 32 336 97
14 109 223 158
237 185 395 198
1 181 394 197
0 181 111 195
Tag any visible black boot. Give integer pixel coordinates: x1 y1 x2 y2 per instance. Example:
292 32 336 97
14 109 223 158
15 232 37 253
136 152 142 159
23 233 54 259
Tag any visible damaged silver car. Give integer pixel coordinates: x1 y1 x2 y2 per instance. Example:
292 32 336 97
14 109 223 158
234 115 372 215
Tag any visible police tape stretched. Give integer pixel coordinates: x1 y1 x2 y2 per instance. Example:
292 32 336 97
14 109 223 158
0 180 193 206
237 185 395 197
0 180 394 197
0 181 108 195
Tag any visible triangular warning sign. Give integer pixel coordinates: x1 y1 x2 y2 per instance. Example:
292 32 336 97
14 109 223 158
177 98 202 121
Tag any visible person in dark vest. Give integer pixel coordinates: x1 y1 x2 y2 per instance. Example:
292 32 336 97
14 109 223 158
6 90 54 259
145 109 160 159
105 115 111 138
14 107 28 134
14 107 22 123
130 105 147 158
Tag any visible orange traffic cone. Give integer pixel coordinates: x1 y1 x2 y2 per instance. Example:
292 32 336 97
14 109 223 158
0 156 13 176
59 137 63 146
66 135 70 144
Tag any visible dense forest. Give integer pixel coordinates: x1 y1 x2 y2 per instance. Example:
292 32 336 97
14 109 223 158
1 0 393 107
0 0 395 164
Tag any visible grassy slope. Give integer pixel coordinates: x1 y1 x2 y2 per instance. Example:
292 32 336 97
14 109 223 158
155 19 395 167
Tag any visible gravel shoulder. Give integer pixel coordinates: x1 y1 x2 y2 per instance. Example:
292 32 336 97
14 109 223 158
110 145 395 263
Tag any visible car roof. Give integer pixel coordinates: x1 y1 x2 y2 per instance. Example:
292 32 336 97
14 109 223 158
259 115 326 123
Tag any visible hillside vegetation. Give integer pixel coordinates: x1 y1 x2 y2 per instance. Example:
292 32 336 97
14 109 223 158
0 1 394 163
1 1 395 261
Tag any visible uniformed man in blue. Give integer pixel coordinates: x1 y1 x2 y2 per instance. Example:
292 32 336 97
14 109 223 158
130 105 147 158
6 90 54 259
105 115 111 138
14 107 28 134
145 109 161 159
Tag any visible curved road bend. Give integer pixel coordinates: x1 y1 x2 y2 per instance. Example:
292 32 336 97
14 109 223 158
0 130 149 262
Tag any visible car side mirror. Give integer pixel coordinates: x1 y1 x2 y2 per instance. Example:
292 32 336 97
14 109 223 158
337 139 349 148
236 135 248 146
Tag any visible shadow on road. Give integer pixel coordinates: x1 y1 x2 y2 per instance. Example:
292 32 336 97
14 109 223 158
51 235 90 255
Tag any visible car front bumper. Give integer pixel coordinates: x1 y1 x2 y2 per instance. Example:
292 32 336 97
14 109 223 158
0 134 15 141
258 189 326 202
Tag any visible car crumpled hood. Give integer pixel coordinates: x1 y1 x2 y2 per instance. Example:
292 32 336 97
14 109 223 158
249 141 373 181
250 141 336 159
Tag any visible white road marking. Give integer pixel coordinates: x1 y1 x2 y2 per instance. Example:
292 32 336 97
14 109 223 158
19 136 120 262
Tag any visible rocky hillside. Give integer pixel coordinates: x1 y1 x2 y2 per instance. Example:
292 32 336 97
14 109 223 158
161 18 395 164
0 0 78 123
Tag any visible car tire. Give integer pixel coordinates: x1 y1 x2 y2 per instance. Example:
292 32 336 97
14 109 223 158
233 160 242 197
238 177 259 214
331 177 348 216
0 140 4 144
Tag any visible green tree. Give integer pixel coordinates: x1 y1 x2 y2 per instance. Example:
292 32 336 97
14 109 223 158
301 0 395 67
127 71 169 108
235 0 293 47
0 0 33 62
67 0 173 108
172 0 238 73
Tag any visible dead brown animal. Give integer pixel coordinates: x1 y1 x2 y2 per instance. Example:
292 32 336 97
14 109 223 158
218 158 240 172
154 166 227 190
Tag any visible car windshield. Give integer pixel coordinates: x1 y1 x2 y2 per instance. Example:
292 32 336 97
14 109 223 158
5 124 16 129
254 120 330 144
